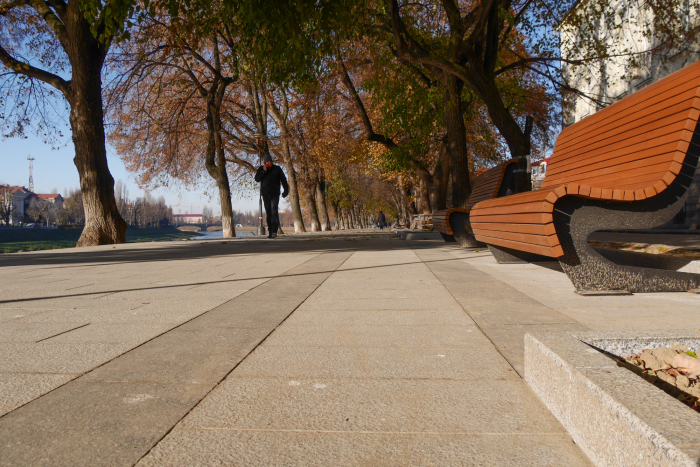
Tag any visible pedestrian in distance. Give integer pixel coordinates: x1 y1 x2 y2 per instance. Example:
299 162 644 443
377 210 386 229
255 154 289 239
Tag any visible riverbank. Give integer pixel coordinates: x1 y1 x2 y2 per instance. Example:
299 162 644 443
0 227 200 254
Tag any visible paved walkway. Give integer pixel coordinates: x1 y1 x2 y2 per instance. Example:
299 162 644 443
0 233 698 466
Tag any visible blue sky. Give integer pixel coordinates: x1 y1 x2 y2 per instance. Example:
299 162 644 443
1 135 266 215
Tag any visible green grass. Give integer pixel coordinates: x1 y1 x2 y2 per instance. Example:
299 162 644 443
0 227 199 254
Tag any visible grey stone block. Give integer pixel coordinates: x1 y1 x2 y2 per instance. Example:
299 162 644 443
525 330 700 467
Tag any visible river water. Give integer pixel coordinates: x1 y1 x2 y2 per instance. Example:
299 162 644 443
192 230 259 240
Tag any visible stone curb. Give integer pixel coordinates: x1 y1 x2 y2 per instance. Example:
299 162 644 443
524 331 700 467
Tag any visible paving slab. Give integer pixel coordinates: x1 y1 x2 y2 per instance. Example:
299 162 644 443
0 236 596 466
480 323 590 376
231 345 519 380
0 322 88 343
137 425 591 467
177 377 566 434
0 373 75 417
80 327 269 385
284 308 477 327
0 342 134 373
264 323 490 348
459 251 700 332
0 381 211 467
0 248 354 466
43 323 173 344
415 246 588 374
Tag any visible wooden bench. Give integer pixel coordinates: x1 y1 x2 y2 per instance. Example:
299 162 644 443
432 160 516 247
470 61 700 293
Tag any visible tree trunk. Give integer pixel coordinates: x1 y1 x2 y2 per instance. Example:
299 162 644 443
398 176 417 224
219 182 235 238
66 16 126 247
203 80 235 238
303 184 321 232
315 180 332 231
431 138 450 211
465 63 532 193
350 208 356 229
416 169 433 214
270 102 306 233
283 158 306 233
443 74 472 208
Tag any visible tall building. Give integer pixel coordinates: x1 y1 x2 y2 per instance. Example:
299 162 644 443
560 1 700 229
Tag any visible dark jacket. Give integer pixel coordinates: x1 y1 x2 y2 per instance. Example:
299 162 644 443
255 164 289 197
377 213 386 226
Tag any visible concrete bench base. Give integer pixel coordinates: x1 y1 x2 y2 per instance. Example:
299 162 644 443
395 230 443 241
525 331 700 467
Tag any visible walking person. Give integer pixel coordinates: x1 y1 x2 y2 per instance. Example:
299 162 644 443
255 154 289 239
377 210 386 230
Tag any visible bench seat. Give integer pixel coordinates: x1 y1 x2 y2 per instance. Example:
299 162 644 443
470 61 700 293
432 160 516 247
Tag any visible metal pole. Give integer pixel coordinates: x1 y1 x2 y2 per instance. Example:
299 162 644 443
256 137 266 236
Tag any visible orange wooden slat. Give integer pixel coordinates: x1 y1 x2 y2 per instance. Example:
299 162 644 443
471 222 557 236
470 201 554 217
545 134 689 182
472 234 564 258
554 106 699 158
470 229 560 247
543 142 686 187
468 212 554 224
472 189 559 209
555 93 700 154
545 160 677 190
557 63 700 145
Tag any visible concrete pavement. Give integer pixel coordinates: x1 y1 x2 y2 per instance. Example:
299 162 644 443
1 233 698 465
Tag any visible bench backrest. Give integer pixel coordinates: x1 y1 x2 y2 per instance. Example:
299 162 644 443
541 60 700 201
464 159 517 210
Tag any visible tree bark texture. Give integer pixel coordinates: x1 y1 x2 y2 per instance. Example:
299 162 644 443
416 169 433 214
204 80 235 238
303 184 321 232
399 176 417 222
465 62 532 193
268 95 306 233
315 180 332 231
64 5 126 246
283 157 306 233
443 74 472 209
431 139 450 211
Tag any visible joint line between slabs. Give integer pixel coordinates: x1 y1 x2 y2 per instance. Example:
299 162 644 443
175 427 569 436
132 250 355 466
447 249 589 326
35 323 91 343
0 254 313 423
411 247 522 375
